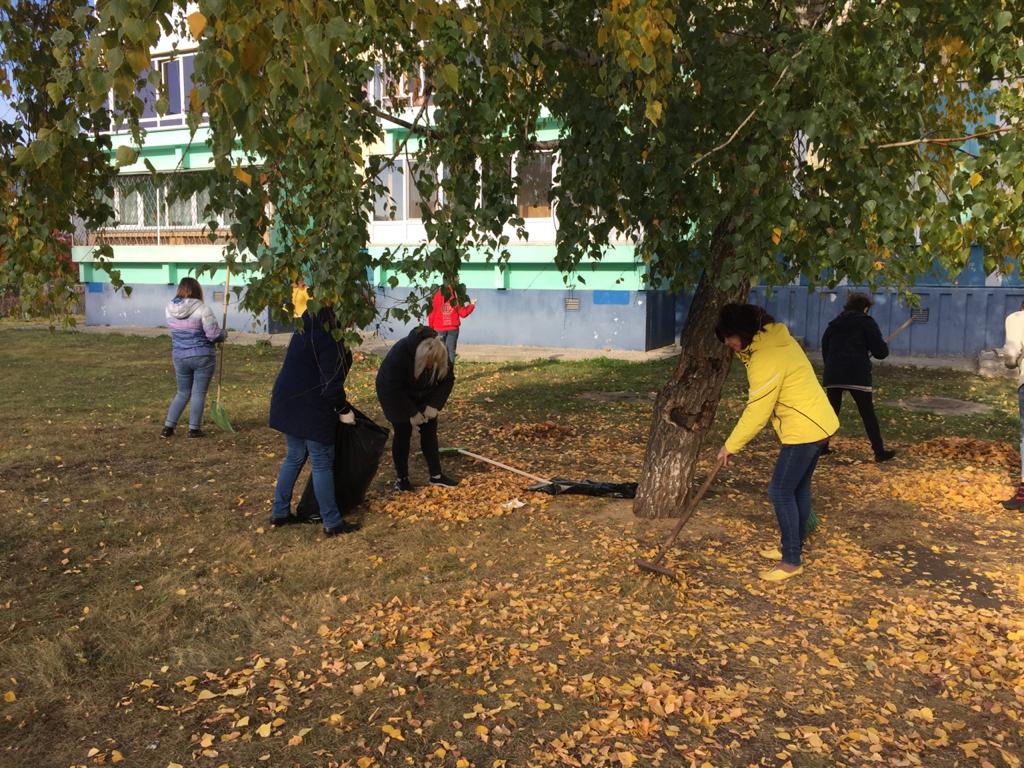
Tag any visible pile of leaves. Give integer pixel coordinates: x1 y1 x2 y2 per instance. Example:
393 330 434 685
375 469 549 524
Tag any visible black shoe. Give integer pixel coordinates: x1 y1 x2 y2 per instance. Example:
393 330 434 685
324 520 361 537
188 429 205 438
395 477 414 492
270 515 302 527
160 426 175 438
429 473 459 488
874 449 896 462
1001 483 1024 510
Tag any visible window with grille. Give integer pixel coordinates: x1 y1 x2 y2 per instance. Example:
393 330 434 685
89 172 230 245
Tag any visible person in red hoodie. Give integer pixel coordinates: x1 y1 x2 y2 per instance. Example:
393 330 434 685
428 284 475 363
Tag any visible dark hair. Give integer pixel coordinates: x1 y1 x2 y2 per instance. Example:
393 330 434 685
175 277 203 301
715 303 775 348
844 292 873 313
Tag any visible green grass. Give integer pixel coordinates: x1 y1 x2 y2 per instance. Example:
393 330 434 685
2 328 1023 768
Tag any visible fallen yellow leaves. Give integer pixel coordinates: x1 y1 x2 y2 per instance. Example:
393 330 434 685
376 469 548 522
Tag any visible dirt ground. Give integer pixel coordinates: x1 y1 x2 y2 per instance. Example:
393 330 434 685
2 328 1024 768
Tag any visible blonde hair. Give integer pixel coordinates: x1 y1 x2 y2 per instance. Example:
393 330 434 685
414 337 449 383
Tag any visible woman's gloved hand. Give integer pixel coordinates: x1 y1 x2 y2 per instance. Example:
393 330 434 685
423 406 439 420
339 410 356 425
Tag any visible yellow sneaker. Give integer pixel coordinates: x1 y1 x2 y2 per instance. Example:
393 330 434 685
759 548 782 561
759 565 804 582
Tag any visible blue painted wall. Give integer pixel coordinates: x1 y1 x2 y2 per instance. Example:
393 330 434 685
685 285 1024 358
83 283 270 333
372 287 674 351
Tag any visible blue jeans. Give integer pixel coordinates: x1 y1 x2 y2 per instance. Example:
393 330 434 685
165 355 216 430
438 329 459 363
271 434 342 530
768 442 822 566
1018 385 1024 480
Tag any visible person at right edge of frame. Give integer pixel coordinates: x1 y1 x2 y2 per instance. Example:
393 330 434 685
715 303 839 582
999 300 1024 510
819 292 896 462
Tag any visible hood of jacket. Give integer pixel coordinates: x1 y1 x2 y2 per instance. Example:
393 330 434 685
404 326 438 348
826 309 873 334
746 322 794 352
166 297 203 320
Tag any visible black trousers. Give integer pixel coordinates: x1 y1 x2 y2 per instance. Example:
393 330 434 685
391 418 442 478
827 387 885 456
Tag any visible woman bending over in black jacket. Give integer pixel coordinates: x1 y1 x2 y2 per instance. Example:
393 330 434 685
376 327 457 491
821 293 895 462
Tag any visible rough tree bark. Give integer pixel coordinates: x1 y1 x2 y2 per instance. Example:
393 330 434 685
633 221 750 519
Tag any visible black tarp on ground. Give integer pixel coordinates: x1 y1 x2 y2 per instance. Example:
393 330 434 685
296 407 389 520
526 477 638 498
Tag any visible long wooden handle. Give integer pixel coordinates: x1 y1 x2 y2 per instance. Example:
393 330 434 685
886 317 913 343
216 268 230 399
648 461 724 566
454 448 553 485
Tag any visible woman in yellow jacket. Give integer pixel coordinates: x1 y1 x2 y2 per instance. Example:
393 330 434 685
715 304 839 581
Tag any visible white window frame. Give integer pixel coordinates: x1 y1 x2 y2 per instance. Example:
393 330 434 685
107 51 207 132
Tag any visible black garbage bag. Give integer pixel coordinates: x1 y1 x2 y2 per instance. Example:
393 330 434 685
295 407 390 519
526 477 638 498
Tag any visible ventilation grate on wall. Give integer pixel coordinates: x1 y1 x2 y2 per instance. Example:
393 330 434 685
911 308 929 323
564 297 580 311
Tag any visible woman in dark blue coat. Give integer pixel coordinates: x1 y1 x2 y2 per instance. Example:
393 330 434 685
268 307 359 535
376 327 457 491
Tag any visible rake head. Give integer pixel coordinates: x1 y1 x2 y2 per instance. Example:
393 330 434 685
634 557 679 582
210 401 235 434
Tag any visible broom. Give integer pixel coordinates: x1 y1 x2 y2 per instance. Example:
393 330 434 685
209 268 235 433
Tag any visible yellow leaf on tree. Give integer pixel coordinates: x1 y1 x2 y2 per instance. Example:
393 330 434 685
969 171 982 188
644 100 663 124
234 167 253 187
187 12 207 39
771 227 782 245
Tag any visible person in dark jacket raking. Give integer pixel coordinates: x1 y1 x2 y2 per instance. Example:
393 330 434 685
376 327 458 491
820 293 896 461
268 307 360 536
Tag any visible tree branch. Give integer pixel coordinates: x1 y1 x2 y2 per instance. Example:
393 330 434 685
361 102 443 141
874 126 1015 149
684 59 794 174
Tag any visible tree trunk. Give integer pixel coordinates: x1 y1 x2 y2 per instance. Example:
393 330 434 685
633 224 750 519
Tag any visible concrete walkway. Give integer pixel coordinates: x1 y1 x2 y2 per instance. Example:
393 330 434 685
3 321 985 369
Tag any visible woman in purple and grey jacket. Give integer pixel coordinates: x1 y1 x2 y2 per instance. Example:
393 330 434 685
160 277 226 438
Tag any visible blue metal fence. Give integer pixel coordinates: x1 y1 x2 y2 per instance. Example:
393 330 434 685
698 285 1024 358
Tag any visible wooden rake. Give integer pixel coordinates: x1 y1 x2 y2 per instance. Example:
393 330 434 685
635 460 724 582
